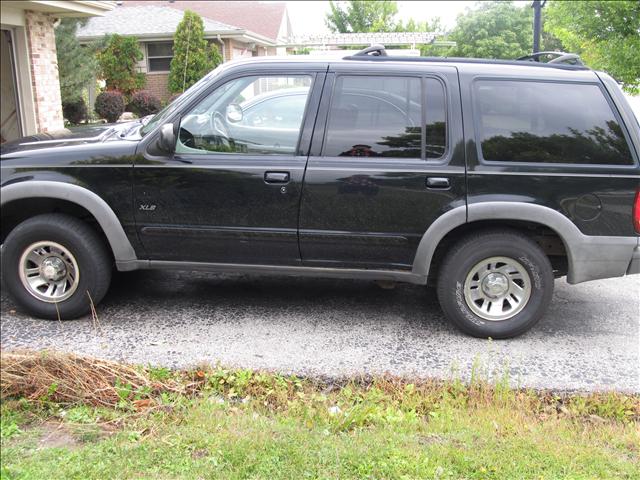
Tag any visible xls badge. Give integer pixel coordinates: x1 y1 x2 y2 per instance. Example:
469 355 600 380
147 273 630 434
139 204 157 211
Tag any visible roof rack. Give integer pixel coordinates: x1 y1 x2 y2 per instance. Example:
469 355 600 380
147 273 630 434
517 51 584 65
353 44 388 57
343 44 589 70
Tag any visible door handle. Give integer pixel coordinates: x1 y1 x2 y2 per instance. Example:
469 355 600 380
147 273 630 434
426 177 450 189
264 171 290 183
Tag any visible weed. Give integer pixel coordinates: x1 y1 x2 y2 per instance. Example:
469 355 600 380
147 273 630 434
1 351 639 479
148 366 172 381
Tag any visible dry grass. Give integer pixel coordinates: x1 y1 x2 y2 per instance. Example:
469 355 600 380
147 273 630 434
2 350 638 479
0 350 193 408
1 349 638 423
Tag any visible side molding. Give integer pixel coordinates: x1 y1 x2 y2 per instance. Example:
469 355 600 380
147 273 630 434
412 202 638 284
1 181 138 268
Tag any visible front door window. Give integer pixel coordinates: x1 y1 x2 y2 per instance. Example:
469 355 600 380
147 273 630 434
177 75 313 156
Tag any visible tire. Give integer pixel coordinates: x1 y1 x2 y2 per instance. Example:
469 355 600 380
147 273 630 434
2 214 112 319
436 229 554 339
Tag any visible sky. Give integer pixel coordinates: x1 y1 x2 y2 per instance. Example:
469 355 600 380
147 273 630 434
284 1 531 36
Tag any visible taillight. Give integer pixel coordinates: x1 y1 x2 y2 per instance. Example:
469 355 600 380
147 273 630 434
634 190 640 234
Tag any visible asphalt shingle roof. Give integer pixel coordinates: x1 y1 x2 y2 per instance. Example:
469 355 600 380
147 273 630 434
76 5 240 39
122 1 287 41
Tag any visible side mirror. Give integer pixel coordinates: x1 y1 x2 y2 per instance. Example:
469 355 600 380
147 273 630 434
226 103 243 123
158 123 176 153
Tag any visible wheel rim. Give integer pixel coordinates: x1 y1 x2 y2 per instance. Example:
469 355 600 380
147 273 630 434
18 241 80 303
463 256 531 321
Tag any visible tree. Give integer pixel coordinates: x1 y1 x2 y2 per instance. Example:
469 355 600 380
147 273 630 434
169 10 222 93
55 19 100 105
97 34 145 97
447 2 533 59
545 1 640 93
326 1 399 33
395 17 448 56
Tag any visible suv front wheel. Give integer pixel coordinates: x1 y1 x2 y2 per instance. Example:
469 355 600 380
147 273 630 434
2 214 112 319
437 230 554 338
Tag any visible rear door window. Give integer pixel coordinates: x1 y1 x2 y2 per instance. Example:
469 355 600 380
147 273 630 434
324 76 421 158
473 80 634 165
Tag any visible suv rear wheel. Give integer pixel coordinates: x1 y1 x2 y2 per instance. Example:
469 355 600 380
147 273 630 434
437 230 554 338
2 214 112 319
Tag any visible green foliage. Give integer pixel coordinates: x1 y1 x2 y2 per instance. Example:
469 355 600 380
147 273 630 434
97 34 145 97
0 409 22 440
168 10 222 93
62 98 87 124
291 47 311 55
66 405 98 424
546 0 640 93
128 90 161 117
326 0 399 33
447 1 533 59
392 17 449 56
55 19 101 105
148 365 172 381
2 365 638 479
94 91 125 123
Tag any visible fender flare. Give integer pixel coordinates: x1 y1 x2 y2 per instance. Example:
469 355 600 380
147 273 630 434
412 202 637 284
1 181 138 267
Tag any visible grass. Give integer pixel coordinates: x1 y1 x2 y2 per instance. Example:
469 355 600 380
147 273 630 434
1 352 639 480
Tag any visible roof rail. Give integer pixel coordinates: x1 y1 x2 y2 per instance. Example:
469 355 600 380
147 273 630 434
517 51 584 65
341 44 588 70
352 44 387 57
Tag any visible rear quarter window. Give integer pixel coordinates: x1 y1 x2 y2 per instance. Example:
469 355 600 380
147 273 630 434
473 80 634 165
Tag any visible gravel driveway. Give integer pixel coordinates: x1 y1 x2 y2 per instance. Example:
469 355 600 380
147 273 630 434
1 271 639 393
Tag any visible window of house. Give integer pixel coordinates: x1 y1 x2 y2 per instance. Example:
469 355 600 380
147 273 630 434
323 76 447 159
147 42 173 72
474 80 634 165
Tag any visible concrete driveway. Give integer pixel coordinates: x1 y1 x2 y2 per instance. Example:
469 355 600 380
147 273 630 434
1 271 638 393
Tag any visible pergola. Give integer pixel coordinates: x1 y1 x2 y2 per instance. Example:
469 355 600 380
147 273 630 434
282 32 455 50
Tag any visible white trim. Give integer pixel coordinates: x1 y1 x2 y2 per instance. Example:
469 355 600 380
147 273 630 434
0 24 37 136
23 1 114 16
0 7 25 26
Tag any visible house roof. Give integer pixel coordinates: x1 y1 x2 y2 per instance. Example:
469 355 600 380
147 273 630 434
76 5 241 40
122 1 288 41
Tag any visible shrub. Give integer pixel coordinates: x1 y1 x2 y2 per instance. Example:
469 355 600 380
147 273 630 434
62 98 88 124
168 11 222 93
94 91 125 123
128 90 161 117
97 34 145 97
55 18 100 106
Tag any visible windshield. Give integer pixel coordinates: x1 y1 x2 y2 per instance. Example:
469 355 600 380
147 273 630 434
140 64 226 136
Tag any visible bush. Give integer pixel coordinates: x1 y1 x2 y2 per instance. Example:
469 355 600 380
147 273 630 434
55 18 100 107
62 98 87 124
97 34 145 97
168 11 222 93
94 91 125 123
128 90 161 117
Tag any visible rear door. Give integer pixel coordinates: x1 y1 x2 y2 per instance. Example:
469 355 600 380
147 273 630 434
298 63 465 270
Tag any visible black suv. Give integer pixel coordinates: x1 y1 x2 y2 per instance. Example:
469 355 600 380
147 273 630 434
2 47 639 338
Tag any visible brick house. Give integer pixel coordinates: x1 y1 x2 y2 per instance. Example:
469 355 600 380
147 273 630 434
76 1 291 101
0 1 114 143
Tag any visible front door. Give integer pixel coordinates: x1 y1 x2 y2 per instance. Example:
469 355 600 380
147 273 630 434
299 65 466 270
134 72 322 265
